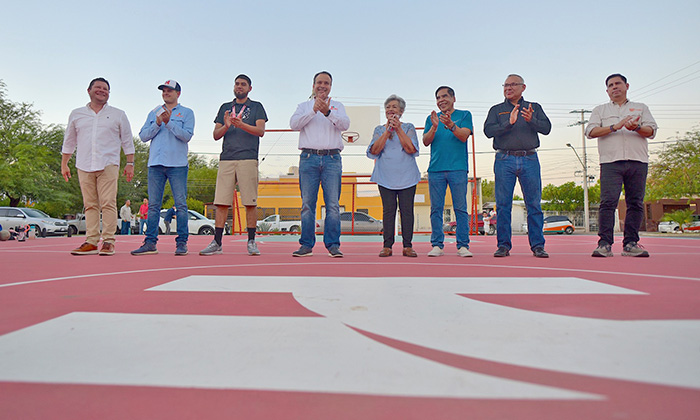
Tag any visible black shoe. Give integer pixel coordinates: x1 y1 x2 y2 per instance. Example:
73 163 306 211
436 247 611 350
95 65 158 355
532 247 549 258
494 247 510 257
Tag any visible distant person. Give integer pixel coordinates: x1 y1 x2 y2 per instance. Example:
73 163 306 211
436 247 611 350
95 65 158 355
289 71 350 257
138 198 149 234
61 77 135 256
423 86 473 257
199 74 267 256
120 199 132 235
586 73 657 258
484 74 551 258
367 95 421 257
131 80 194 256
488 206 497 235
163 206 176 235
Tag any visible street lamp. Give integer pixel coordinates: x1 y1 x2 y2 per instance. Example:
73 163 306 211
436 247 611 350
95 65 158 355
566 143 589 233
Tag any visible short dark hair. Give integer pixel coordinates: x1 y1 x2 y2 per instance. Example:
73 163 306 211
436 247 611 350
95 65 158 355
435 86 455 98
88 77 110 90
235 74 252 86
605 73 627 86
314 71 333 83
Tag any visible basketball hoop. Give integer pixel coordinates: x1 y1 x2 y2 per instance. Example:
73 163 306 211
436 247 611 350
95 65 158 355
342 131 360 144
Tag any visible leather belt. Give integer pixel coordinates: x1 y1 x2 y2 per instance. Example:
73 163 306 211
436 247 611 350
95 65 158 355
497 149 537 157
302 148 341 155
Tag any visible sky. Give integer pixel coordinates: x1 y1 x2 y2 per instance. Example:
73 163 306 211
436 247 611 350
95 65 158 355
2 0 699 190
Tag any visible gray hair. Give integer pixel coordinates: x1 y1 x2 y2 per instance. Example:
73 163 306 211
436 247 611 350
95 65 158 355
507 74 525 84
384 94 406 112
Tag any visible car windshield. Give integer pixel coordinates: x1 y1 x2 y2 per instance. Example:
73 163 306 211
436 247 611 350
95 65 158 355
23 208 50 218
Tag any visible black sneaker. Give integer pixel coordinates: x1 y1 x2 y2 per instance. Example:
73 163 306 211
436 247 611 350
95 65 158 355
622 242 649 257
292 246 313 257
175 243 188 256
494 247 510 257
591 243 613 257
532 247 549 258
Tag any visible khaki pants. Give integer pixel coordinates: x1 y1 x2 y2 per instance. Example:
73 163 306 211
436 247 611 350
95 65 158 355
78 165 119 245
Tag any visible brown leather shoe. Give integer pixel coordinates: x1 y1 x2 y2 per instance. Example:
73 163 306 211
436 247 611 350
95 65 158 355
71 242 98 255
378 247 393 257
99 242 115 256
402 247 417 257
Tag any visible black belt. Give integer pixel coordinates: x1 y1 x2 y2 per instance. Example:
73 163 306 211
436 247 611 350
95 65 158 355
497 149 537 157
302 148 340 155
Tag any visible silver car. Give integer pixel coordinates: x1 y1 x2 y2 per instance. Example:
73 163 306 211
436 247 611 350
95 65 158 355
0 207 69 237
316 211 383 234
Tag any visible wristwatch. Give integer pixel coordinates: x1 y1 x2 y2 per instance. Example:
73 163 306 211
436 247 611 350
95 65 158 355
449 124 457 132
634 125 642 132
609 125 617 132
324 109 331 117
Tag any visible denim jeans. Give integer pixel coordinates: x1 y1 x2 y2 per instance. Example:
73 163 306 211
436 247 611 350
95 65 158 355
299 152 342 250
494 152 544 251
120 221 131 235
379 185 416 248
145 165 189 245
598 160 647 247
428 170 470 249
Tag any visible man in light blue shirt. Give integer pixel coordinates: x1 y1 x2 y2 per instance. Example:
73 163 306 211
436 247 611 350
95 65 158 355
132 80 195 256
423 86 473 257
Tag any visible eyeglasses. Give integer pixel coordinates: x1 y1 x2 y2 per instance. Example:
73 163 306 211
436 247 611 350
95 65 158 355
502 83 523 88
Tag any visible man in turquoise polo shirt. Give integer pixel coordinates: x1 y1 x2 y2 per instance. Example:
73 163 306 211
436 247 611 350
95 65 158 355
422 86 473 257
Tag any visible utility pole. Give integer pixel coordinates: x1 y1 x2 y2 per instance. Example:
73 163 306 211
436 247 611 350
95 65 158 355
569 109 592 232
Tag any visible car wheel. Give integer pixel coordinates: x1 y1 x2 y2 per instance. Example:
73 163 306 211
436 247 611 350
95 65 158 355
69 225 78 236
290 225 300 232
489 225 496 235
198 226 214 236
565 226 574 235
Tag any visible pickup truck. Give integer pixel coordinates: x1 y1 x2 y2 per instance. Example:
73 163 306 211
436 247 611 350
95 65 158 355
256 214 301 233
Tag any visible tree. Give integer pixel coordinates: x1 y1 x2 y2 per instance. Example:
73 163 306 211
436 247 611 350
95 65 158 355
480 179 495 202
0 80 72 208
542 182 583 211
647 128 700 200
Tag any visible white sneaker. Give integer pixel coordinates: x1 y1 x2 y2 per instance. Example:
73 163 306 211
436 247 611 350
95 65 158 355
457 247 473 257
427 246 444 257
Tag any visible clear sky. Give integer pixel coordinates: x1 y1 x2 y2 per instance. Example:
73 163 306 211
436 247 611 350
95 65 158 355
2 0 699 188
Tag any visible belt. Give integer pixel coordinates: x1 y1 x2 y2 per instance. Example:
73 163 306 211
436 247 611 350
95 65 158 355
302 148 341 155
497 149 537 157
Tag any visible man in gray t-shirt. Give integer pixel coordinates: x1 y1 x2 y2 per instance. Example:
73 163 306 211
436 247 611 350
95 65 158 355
200 74 268 257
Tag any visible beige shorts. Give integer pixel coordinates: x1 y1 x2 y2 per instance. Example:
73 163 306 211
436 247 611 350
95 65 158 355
214 160 258 206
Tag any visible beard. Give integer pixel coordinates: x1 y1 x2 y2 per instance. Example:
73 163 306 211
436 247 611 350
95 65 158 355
234 91 247 100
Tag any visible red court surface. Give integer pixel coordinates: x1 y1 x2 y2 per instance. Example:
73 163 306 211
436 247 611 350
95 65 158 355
1 233 699 420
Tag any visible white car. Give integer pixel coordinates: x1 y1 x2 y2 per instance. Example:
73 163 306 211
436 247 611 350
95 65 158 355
0 207 69 237
657 221 680 233
158 209 217 235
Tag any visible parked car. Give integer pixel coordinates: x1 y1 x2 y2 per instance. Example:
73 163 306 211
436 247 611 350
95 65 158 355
315 211 383 234
658 215 700 232
657 221 680 233
67 213 139 235
0 207 69 237
256 214 301 232
523 215 575 235
158 209 217 235
443 213 486 235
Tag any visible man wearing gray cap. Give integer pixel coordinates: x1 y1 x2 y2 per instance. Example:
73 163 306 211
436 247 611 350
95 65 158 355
132 80 195 256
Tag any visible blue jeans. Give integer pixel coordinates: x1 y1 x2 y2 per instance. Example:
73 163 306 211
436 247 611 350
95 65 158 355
145 165 189 245
139 219 147 235
120 221 131 235
299 152 342 250
494 152 544 251
428 170 470 249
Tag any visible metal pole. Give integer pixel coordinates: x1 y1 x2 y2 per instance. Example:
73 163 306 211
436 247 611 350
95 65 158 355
581 117 590 233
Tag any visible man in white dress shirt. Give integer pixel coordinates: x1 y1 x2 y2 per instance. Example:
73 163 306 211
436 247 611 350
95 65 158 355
289 71 350 258
61 77 135 256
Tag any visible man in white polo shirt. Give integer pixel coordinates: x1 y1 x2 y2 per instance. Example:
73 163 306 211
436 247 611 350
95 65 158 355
61 77 135 256
586 73 657 258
